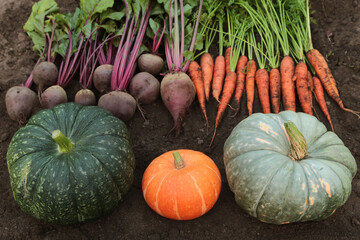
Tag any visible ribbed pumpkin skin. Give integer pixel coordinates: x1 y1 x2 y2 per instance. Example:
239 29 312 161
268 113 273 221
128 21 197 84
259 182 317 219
224 111 357 224
7 103 135 225
142 150 221 220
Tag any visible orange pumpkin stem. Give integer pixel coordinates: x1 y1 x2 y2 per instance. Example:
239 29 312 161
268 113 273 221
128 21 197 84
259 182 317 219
173 151 186 169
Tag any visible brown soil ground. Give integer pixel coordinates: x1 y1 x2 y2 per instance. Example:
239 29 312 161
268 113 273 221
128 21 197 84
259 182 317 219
1 0 360 239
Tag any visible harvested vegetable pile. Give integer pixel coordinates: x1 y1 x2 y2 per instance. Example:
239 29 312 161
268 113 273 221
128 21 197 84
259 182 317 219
0 0 358 237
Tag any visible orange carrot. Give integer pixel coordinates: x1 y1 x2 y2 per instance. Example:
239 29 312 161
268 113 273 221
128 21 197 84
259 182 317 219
270 68 281 113
280 55 296 111
294 61 313 115
233 55 248 115
212 55 226 102
188 61 208 127
307 70 313 108
255 69 271 114
313 76 334 131
211 71 237 145
225 47 232 75
200 53 214 101
307 49 359 116
246 60 257 115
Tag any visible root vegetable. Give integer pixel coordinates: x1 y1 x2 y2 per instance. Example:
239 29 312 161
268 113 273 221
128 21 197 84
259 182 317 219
295 61 313 115
40 85 67 109
74 89 96 106
5 86 38 123
129 72 160 104
93 64 113 94
160 72 196 136
33 61 58 92
188 61 208 128
98 91 136 122
138 53 164 75
270 68 281 114
200 52 214 101
280 55 296 111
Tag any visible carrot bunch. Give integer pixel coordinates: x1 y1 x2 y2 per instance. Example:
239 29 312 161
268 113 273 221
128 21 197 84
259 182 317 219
210 6 246 145
188 0 222 131
188 0 358 143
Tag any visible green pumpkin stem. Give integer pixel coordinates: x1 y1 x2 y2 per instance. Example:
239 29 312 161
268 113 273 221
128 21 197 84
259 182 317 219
173 151 186 169
284 121 308 161
52 130 74 153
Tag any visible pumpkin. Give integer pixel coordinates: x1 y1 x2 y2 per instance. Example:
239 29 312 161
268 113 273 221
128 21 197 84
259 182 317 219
142 149 221 220
7 103 135 225
223 111 357 224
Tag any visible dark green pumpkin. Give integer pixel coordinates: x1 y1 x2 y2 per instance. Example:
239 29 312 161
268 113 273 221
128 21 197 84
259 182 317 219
7 103 135 225
223 111 357 224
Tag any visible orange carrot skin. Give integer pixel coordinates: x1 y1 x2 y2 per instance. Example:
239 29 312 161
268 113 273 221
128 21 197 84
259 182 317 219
280 55 296 111
212 56 226 102
307 49 337 92
246 60 257 115
188 61 208 123
270 68 281 114
255 69 271 114
295 62 313 115
233 56 248 114
200 53 214 101
313 76 334 131
225 47 231 76
214 72 237 129
307 70 313 107
306 49 345 108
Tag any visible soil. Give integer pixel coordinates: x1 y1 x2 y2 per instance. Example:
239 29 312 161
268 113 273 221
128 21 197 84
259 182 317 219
1 0 360 239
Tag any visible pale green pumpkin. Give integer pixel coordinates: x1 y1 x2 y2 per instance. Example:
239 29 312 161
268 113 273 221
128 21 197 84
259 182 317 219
7 103 135 225
223 111 357 224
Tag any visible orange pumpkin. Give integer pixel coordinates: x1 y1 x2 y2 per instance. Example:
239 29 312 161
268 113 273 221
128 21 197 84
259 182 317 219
142 149 222 220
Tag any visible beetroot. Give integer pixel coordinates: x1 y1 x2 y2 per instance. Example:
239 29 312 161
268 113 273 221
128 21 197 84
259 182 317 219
138 54 164 75
74 89 96 106
5 86 38 123
32 61 58 91
93 64 113 94
40 85 67 109
98 91 136 122
160 72 196 135
129 72 160 104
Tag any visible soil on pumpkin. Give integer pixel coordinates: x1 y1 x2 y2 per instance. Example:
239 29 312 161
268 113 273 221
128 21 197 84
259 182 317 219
0 0 360 239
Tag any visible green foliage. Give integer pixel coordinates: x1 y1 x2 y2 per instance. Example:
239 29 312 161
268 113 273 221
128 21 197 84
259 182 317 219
23 0 59 54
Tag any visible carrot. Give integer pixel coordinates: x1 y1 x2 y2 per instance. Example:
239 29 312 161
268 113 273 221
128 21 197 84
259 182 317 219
270 68 281 113
246 60 257 115
188 61 208 128
210 71 237 145
200 52 214 101
212 55 226 102
280 55 296 112
255 69 271 114
306 49 359 117
307 70 313 107
232 55 248 115
313 76 334 131
225 47 232 75
294 61 312 115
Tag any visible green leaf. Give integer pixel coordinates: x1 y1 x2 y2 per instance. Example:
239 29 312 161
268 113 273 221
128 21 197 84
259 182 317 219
82 22 93 38
150 3 165 15
100 9 125 22
24 0 59 32
27 31 45 53
98 20 118 33
182 50 194 61
80 0 114 18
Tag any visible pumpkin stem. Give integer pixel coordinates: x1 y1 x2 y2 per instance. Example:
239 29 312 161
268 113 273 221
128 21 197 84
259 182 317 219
173 151 186 169
284 121 308 161
52 130 74 153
